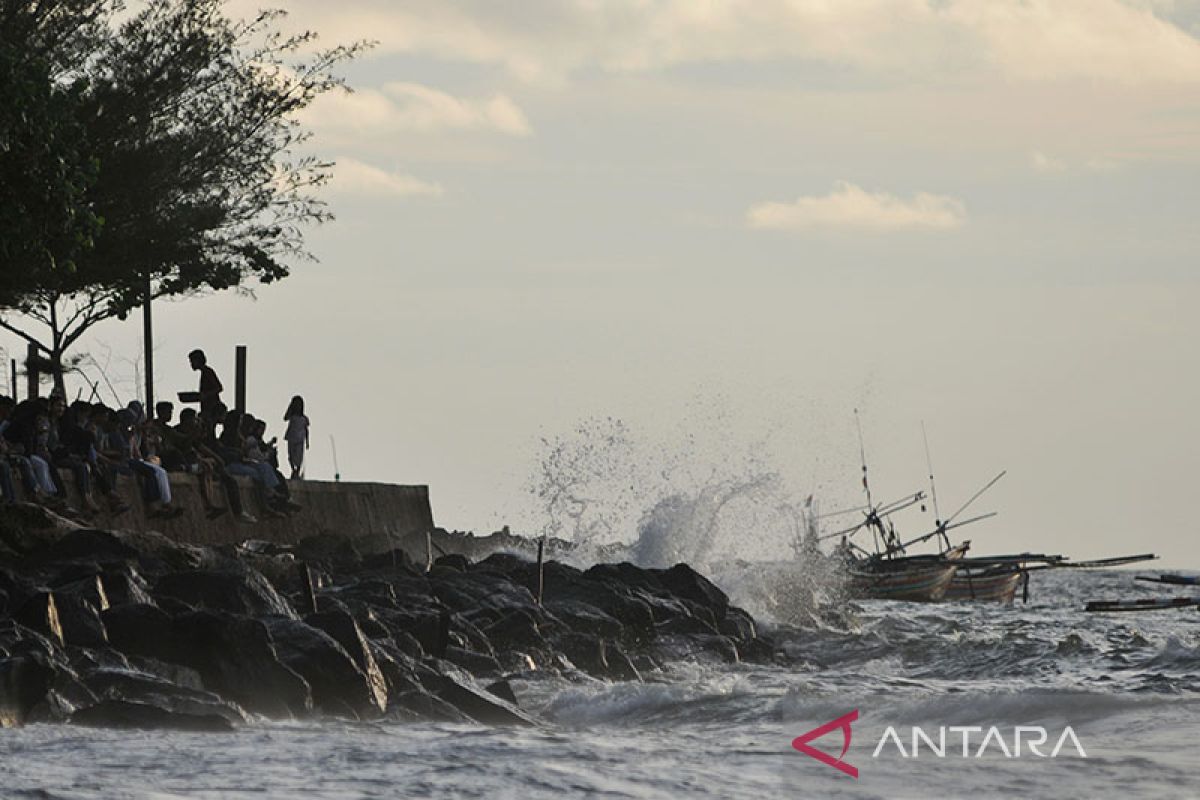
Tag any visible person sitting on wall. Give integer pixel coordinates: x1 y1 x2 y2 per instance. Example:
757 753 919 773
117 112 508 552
46 394 100 513
188 349 223 417
218 409 295 515
109 405 183 519
155 401 226 519
242 414 294 506
59 399 128 515
5 399 65 506
0 396 46 503
185 405 256 524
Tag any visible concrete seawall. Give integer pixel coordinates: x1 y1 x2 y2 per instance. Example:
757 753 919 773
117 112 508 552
30 474 434 548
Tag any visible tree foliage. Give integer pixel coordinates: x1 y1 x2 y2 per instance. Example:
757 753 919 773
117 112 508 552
0 0 364 392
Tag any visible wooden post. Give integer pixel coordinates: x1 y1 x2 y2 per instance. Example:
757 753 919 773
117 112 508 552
425 530 433 573
536 538 545 606
25 343 38 399
143 275 154 411
234 345 247 412
10 358 17 401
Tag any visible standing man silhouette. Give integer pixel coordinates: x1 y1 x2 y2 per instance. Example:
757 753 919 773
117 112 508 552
188 350 223 418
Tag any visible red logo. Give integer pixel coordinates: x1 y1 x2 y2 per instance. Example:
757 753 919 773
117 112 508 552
792 709 859 778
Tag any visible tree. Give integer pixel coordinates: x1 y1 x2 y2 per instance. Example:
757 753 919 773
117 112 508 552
0 1 105 315
0 0 363 395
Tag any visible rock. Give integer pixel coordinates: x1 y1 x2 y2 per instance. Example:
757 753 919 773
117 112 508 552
485 678 519 705
79 667 249 725
103 603 175 661
545 599 623 638
472 552 530 575
305 609 389 713
15 592 64 647
652 633 740 664
433 553 470 572
553 632 612 679
100 567 156 607
605 644 642 682
389 689 470 723
155 568 297 619
360 548 421 575
71 699 234 732
29 528 139 567
263 617 385 719
0 568 37 616
481 610 547 651
418 668 536 726
654 563 730 621
294 534 362 573
443 645 501 677
0 653 57 727
52 591 108 648
171 610 312 719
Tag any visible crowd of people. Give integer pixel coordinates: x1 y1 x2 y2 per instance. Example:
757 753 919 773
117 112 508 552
0 349 311 524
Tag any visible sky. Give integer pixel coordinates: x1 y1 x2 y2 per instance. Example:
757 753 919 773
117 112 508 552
4 0 1200 566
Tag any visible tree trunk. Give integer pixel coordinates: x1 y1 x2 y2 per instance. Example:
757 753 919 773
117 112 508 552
49 348 66 398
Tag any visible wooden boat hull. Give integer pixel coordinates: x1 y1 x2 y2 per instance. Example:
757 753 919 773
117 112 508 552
847 561 958 602
944 568 1023 604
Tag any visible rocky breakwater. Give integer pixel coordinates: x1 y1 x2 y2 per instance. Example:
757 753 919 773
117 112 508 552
0 503 776 732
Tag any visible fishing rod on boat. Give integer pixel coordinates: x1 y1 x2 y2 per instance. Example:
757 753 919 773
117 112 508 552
943 470 1007 528
817 491 925 541
892 511 998 553
853 408 879 553
921 421 949 550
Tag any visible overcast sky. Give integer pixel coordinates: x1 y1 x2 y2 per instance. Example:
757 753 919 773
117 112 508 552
5 0 1199 566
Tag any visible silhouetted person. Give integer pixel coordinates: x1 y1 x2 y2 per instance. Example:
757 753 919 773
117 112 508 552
283 395 309 480
188 349 223 417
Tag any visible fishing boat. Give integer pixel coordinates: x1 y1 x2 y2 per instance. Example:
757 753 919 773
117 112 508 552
944 563 1024 604
846 543 969 602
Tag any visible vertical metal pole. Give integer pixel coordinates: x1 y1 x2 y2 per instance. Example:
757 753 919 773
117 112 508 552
25 343 38 399
234 345 247 412
142 276 154 411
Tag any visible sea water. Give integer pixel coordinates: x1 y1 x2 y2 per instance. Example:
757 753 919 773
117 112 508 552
2 568 1197 799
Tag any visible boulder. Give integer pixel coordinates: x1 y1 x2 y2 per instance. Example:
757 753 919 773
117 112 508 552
155 568 297 619
654 563 730 621
418 667 536 727
71 700 234 732
103 604 175 662
14 591 64 648
0 653 57 727
305 609 389 713
263 617 385 719
171 610 312 719
79 666 249 725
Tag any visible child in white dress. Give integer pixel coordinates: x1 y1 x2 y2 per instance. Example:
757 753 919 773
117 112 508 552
283 395 310 480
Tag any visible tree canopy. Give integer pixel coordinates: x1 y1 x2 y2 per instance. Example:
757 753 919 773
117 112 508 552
0 0 363 394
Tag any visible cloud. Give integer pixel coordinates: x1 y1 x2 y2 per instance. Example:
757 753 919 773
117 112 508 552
329 158 443 197
1031 151 1125 173
250 1 1200 86
747 182 967 233
302 83 532 137
1031 151 1067 173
